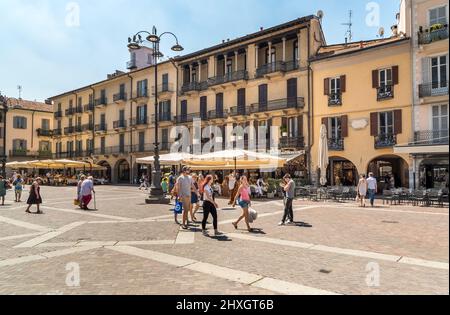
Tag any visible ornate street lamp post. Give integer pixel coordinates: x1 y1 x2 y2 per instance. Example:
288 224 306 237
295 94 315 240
127 26 183 204
0 93 8 178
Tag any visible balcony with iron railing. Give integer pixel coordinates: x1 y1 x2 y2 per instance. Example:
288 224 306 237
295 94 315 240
375 133 397 149
328 138 345 151
377 85 394 101
95 124 108 133
418 25 449 45
94 145 131 156
181 81 208 93
94 97 108 107
9 149 53 158
208 110 226 120
53 129 62 136
280 136 305 149
328 93 342 106
54 111 63 119
175 113 201 124
113 120 128 130
151 112 173 123
82 123 95 132
132 143 155 153
131 90 149 100
412 130 449 145
74 125 83 133
256 61 286 78
152 83 175 95
208 70 249 87
84 103 94 112
130 117 149 127
64 126 75 135
245 97 305 115
113 92 128 103
37 129 53 137
65 107 76 116
75 106 83 114
419 81 448 98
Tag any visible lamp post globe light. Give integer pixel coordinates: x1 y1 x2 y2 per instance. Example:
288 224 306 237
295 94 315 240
127 26 183 204
0 93 8 178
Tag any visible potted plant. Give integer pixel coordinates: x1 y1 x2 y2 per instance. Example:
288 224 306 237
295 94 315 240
280 125 288 137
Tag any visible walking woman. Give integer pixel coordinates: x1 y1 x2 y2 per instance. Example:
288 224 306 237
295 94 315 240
357 174 368 207
13 174 24 203
232 175 252 232
0 176 8 206
77 175 86 209
202 175 220 236
190 173 201 222
25 177 43 214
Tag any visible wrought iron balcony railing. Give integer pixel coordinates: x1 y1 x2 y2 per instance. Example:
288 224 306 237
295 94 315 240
151 112 173 123
418 25 449 45
64 127 75 135
113 120 127 129
113 92 128 103
328 93 342 106
152 83 175 94
256 61 286 78
82 123 95 132
208 110 226 120
419 81 448 98
280 136 305 149
94 97 108 107
37 129 53 137
84 103 94 112
131 143 155 153
375 133 397 149
181 81 208 93
208 70 249 86
412 130 449 145
175 113 201 124
377 85 394 101
328 138 345 151
95 124 108 132
130 117 148 126
53 129 62 136
65 107 76 116
75 106 83 114
54 111 63 119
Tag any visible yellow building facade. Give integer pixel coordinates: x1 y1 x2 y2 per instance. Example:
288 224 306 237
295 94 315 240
310 38 414 188
2 98 53 165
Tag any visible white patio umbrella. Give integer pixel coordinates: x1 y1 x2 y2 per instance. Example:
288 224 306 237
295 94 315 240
318 124 329 186
136 152 194 166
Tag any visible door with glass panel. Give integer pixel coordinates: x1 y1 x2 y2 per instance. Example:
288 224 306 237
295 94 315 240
432 104 449 144
431 55 448 95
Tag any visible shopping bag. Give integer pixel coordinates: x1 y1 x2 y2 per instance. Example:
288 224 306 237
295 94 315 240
248 207 258 223
174 200 183 214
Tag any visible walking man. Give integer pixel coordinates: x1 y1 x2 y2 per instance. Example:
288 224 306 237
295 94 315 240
367 172 378 207
279 174 296 226
176 167 195 230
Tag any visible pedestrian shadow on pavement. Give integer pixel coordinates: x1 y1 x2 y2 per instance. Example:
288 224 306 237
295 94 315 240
249 228 266 234
290 221 312 228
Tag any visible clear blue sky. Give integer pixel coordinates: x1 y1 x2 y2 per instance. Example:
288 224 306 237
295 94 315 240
0 0 401 101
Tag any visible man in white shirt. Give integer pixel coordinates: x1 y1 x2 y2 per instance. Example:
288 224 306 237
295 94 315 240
367 173 378 207
80 176 95 210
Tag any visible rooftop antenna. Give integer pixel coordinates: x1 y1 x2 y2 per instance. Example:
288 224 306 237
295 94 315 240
342 10 353 43
317 10 324 23
17 85 22 99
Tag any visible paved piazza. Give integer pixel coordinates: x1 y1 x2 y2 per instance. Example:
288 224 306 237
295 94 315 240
0 185 448 295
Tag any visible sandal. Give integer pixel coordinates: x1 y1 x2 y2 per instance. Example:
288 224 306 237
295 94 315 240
232 222 238 230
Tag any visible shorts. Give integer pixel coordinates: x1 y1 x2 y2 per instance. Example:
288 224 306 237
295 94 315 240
238 199 250 208
191 192 199 204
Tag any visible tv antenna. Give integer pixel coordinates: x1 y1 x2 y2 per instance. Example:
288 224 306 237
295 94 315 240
342 10 353 43
17 85 22 99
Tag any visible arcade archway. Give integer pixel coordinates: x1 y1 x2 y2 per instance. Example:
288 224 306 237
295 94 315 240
327 157 358 186
367 155 410 190
116 159 130 183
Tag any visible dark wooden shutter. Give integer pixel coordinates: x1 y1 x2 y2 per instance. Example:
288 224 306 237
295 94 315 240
287 78 298 107
216 93 223 117
341 115 349 137
372 70 379 88
324 78 330 95
394 109 402 134
340 75 346 93
298 115 303 137
237 88 246 114
392 66 399 85
370 113 378 136
181 100 187 117
258 84 268 111
200 96 207 119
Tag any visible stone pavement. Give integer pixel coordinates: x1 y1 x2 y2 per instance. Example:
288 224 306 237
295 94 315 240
0 185 448 295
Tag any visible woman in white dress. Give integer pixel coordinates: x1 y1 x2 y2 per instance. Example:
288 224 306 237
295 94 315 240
357 174 368 207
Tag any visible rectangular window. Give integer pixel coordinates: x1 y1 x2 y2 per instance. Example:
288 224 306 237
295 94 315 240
13 139 27 150
379 68 393 87
57 120 62 130
431 55 448 89
13 116 27 129
200 96 208 120
100 137 106 154
288 117 299 138
119 109 125 122
119 134 125 152
137 105 147 123
69 118 73 128
432 104 449 132
379 111 394 135
78 97 82 107
162 74 169 91
120 83 126 95
41 119 50 130
159 101 171 121
76 140 83 153
100 114 106 126
328 117 342 139
139 132 145 151
137 80 148 97
429 6 447 25
330 77 341 95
